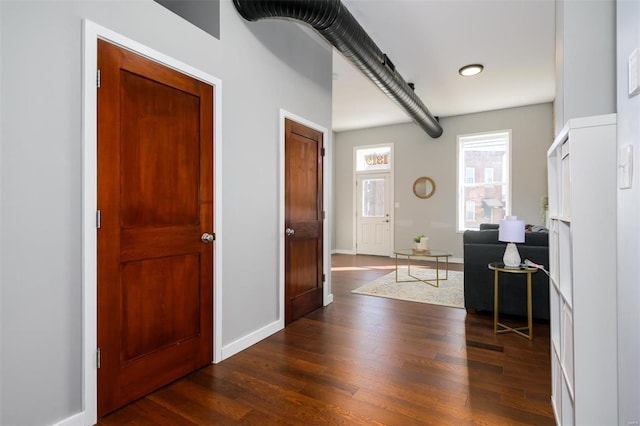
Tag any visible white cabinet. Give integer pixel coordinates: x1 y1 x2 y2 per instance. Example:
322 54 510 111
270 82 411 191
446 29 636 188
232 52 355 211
547 114 617 425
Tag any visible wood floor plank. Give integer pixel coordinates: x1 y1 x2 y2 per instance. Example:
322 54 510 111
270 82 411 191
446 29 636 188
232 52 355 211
97 397 198 425
156 378 253 421
100 254 554 425
227 370 387 426
300 382 428 426
146 386 241 425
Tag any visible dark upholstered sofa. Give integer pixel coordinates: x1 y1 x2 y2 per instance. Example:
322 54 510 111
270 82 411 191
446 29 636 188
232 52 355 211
463 224 550 320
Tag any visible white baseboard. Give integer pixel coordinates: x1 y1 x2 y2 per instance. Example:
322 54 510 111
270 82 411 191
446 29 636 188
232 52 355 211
220 291 338 361
52 412 84 426
220 319 283 361
324 293 334 305
332 249 356 255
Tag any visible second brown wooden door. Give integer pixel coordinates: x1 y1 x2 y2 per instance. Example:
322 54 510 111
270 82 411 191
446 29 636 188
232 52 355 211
284 118 324 324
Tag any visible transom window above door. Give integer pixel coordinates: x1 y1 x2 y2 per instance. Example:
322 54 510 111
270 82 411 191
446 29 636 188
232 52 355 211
356 146 391 171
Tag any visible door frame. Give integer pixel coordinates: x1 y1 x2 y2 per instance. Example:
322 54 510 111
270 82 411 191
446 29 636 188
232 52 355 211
352 143 395 256
82 20 223 425
279 110 332 326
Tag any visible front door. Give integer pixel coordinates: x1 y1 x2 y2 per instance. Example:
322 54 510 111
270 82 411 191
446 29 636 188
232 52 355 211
97 40 214 416
284 118 324 324
356 173 391 256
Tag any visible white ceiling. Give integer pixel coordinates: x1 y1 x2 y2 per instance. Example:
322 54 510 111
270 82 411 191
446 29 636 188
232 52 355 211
332 0 556 133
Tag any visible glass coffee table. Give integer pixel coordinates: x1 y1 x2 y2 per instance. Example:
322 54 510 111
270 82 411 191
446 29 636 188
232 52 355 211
393 249 453 287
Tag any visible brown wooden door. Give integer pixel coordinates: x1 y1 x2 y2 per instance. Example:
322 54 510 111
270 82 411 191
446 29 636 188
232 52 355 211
97 40 214 417
285 118 324 324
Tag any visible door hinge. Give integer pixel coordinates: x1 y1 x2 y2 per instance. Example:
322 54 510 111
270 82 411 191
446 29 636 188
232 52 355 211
96 210 101 229
321 147 325 157
322 274 326 282
96 348 101 369
97 69 101 88
322 211 326 220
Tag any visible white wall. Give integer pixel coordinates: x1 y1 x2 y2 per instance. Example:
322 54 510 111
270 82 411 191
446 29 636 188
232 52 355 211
555 0 616 135
616 1 640 424
334 103 552 258
0 1 332 425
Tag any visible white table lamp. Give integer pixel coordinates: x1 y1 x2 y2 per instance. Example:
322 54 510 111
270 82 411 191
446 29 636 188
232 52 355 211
499 216 525 268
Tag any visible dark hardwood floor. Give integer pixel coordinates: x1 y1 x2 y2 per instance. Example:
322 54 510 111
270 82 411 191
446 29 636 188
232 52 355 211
99 254 554 425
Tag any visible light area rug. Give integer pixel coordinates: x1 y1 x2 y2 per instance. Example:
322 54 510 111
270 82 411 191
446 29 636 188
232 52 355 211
351 267 464 309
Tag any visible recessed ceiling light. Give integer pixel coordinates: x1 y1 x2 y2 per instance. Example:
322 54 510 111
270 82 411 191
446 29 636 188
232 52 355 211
458 64 484 77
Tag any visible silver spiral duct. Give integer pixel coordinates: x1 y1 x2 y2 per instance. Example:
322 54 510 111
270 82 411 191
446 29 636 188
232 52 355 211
233 0 443 138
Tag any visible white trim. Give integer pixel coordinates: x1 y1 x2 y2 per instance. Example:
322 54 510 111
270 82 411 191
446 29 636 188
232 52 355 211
279 110 333 318
82 20 223 426
52 412 84 426
352 143 395 255
332 249 356 255
221 320 282 360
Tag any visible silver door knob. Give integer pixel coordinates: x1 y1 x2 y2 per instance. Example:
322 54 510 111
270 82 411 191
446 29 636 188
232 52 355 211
285 228 295 237
201 233 214 243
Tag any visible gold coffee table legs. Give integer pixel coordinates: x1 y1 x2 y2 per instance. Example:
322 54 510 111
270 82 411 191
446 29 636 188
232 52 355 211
394 252 450 288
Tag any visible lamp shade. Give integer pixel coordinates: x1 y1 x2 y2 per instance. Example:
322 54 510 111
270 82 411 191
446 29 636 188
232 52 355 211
499 216 525 243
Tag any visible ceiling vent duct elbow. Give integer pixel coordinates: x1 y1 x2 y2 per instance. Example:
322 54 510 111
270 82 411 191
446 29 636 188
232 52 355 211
233 0 443 138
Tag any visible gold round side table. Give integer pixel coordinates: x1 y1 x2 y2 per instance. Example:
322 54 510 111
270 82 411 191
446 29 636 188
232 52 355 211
488 262 538 340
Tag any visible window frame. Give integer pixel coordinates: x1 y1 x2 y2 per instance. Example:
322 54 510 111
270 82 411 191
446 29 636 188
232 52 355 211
456 130 512 232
